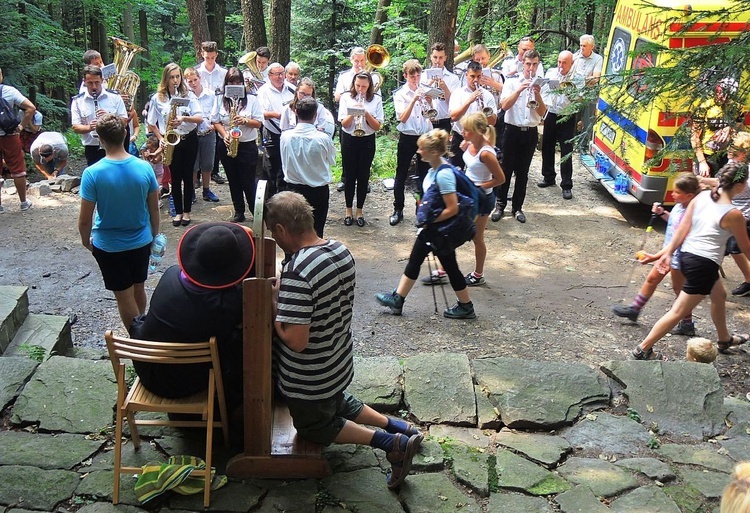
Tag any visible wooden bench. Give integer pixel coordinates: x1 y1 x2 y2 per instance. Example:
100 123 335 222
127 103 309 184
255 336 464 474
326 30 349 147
225 181 331 478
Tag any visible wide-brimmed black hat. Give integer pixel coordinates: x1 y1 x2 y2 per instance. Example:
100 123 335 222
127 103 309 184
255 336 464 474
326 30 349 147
177 222 255 289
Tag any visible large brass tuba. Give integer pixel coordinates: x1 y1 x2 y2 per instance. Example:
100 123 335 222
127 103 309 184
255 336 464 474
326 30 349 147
109 37 145 109
365 44 389 93
239 51 264 94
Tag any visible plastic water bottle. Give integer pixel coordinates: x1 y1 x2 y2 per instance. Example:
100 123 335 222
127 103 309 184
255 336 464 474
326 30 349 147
614 173 623 194
168 195 176 217
149 233 167 272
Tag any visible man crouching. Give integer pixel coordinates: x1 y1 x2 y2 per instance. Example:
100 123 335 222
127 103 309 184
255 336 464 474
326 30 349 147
267 191 423 489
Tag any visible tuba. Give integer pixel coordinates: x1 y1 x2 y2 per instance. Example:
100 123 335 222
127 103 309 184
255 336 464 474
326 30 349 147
365 44 389 93
109 37 145 109
239 51 264 94
163 100 181 166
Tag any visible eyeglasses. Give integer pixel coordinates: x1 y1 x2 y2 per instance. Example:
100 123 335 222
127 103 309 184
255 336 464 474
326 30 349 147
269 71 284 76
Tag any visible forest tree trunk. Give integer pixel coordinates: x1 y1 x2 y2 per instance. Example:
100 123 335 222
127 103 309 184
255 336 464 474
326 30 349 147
369 0 391 46
138 8 150 111
467 0 488 45
206 0 227 62
242 0 267 51
186 0 211 61
269 0 291 63
123 3 135 41
429 0 458 69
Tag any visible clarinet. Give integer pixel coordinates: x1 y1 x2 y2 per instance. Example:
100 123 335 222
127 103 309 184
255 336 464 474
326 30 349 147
91 92 100 141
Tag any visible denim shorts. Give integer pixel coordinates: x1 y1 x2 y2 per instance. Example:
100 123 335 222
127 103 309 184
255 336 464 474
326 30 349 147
477 190 496 217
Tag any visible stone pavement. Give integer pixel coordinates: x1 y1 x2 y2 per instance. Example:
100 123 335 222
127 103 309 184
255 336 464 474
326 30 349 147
1 351 748 512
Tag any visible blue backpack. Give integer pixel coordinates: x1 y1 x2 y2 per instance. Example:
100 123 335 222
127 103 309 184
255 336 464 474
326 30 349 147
416 163 478 249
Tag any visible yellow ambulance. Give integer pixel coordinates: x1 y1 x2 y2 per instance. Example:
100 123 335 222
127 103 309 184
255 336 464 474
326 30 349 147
586 0 750 205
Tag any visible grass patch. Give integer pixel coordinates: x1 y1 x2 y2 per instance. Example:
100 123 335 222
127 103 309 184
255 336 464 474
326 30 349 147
330 133 399 183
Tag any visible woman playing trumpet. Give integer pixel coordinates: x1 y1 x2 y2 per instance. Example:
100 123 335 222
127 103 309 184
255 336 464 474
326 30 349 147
212 68 264 224
147 63 203 227
279 77 335 138
390 59 434 226
338 71 384 227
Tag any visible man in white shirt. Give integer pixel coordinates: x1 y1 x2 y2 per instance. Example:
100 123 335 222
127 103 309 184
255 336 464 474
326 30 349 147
0 66 36 212
285 62 301 91
539 51 580 199
501 37 544 81
195 41 227 186
421 42 461 133
280 97 336 237
448 60 497 168
334 47 381 103
71 65 128 166
258 62 295 196
573 34 604 150
494 50 546 224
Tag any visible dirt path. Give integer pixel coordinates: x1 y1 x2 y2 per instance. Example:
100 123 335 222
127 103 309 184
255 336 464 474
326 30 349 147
3 155 750 397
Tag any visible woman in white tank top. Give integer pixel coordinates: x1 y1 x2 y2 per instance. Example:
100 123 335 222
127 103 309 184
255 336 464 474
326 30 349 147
634 162 750 360
459 113 505 286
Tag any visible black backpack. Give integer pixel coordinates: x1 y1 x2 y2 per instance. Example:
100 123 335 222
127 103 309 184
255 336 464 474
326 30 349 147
0 85 21 133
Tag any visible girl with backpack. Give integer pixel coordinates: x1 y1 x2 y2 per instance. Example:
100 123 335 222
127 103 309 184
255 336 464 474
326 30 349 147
634 161 750 360
460 113 505 286
375 129 477 319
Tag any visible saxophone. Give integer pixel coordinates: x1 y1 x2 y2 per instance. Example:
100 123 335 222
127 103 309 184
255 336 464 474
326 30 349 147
163 100 181 166
227 96 241 158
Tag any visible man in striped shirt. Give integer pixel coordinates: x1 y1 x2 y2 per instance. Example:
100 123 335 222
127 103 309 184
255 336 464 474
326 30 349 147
267 191 423 489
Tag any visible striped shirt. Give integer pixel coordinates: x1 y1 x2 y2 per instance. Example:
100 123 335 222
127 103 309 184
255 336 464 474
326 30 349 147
274 240 356 400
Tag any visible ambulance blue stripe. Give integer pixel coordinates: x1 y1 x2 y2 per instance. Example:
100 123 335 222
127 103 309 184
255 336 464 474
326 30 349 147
597 98 648 144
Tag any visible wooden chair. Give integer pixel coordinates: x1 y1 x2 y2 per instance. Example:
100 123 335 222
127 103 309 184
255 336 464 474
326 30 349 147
104 330 229 508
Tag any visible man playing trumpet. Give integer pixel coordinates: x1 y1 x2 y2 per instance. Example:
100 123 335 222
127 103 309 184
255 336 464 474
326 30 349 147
539 51 580 200
448 60 497 169
421 42 461 133
390 59 434 226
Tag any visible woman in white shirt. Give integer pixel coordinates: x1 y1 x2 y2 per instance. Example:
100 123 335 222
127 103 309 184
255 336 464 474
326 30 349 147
338 71 383 226
147 63 203 226
212 68 264 223
280 77 334 138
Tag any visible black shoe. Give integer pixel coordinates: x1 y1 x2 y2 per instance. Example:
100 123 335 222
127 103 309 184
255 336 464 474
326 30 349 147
490 206 504 222
231 213 246 223
336 182 345 192
367 184 372 193
612 304 639 322
562 189 573 200
389 210 403 226
537 180 555 188
513 211 526 223
356 216 366 227
211 173 225 184
732 282 750 296
344 216 353 226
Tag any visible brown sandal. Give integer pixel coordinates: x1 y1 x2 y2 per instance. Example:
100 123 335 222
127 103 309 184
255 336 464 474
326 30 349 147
385 432 423 489
717 334 749 354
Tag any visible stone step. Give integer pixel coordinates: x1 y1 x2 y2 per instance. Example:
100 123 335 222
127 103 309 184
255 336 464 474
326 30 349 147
3 314 72 360
0 286 29 354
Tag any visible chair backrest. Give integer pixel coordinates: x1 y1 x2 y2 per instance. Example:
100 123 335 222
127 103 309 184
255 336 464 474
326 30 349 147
104 330 221 384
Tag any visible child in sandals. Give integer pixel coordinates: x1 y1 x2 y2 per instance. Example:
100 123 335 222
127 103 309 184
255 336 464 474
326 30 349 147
612 173 700 333
634 161 750 360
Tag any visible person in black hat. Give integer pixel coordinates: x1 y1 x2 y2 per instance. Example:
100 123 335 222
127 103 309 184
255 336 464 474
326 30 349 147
129 221 255 409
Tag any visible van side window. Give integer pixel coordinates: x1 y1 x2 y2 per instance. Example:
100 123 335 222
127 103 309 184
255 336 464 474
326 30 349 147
606 27 631 84
628 38 656 98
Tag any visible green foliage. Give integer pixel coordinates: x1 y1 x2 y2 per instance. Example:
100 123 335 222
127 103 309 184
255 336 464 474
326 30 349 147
648 436 661 450
627 407 642 423
18 344 47 362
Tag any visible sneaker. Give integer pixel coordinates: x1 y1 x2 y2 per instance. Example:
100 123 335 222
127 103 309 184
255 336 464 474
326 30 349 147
444 301 476 319
160 187 171 199
211 173 226 184
231 213 246 223
537 180 555 188
562 189 573 200
631 346 665 361
336 181 345 192
490 206 504 222
465 273 486 286
513 210 526 223
612 304 639 322
375 290 404 315
671 320 696 336
20 200 32 211
732 282 750 297
202 189 220 202
421 270 448 285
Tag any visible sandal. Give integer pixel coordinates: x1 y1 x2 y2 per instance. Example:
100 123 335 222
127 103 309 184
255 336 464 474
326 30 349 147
717 334 749 354
172 215 182 227
385 432 423 489
631 346 665 361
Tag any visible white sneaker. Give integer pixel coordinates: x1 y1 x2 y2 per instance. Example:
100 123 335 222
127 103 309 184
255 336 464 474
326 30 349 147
20 200 32 211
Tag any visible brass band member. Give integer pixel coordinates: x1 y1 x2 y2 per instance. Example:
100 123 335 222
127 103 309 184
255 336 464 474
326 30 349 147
338 71 384 227
257 62 295 196
390 59 433 226
71 65 128 166
184 67 220 203
280 77 335 137
421 42 461 133
448 60 497 169
500 37 544 80
147 63 204 227
334 47 381 103
285 62 301 91
212 68 264 223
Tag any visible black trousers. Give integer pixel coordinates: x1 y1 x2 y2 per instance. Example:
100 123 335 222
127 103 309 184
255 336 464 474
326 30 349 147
394 133 430 211
219 140 258 216
541 112 576 190
404 228 467 293
262 130 282 197
341 132 375 210
170 131 199 215
84 145 106 166
286 183 330 237
432 118 451 133
497 124 538 213
450 130 465 169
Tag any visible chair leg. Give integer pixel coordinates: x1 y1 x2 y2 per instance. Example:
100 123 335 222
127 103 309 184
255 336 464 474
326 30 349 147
113 406 124 504
204 377 216 508
127 409 141 449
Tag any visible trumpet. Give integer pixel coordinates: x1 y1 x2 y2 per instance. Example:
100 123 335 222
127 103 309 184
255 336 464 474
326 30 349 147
353 94 367 137
163 99 181 166
418 93 437 121
476 93 494 118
